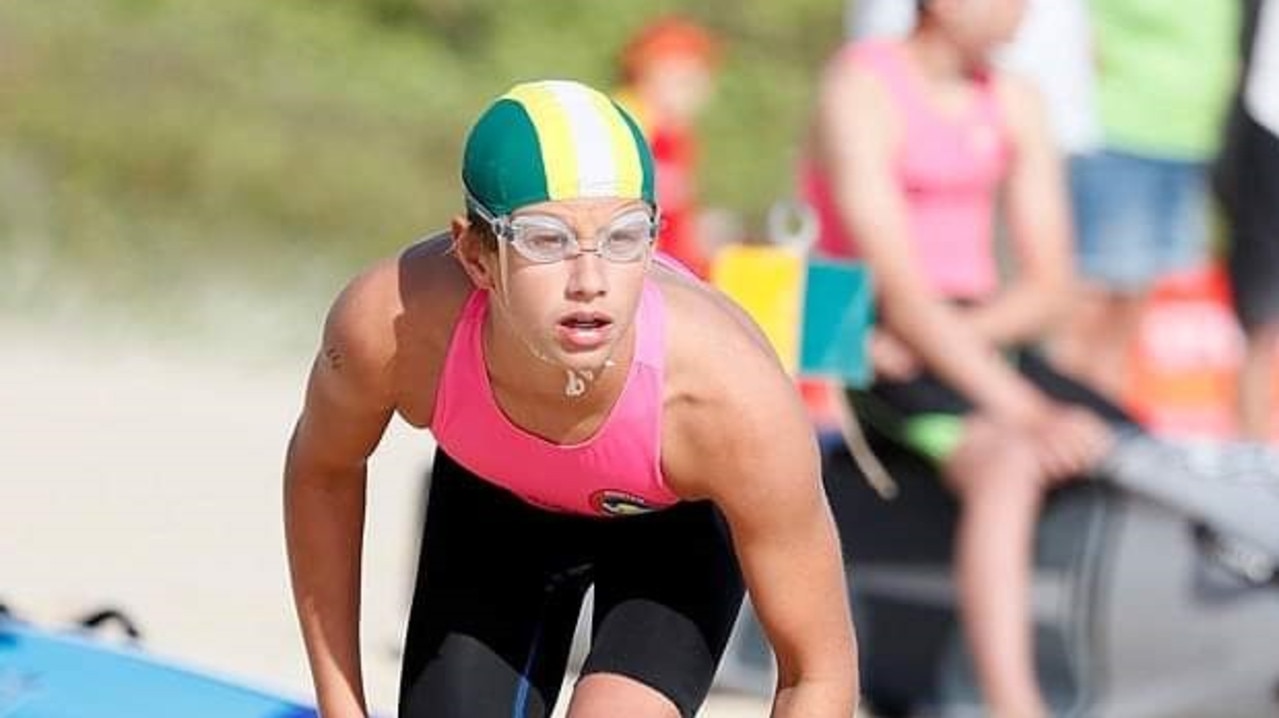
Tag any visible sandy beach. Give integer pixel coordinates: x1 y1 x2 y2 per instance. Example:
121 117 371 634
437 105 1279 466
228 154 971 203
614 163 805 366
0 319 776 716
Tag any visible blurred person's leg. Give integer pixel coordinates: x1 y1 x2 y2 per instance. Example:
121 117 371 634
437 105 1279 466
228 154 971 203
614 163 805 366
943 417 1049 718
856 346 1132 716
858 372 1056 717
954 351 1132 718
1225 110 1279 441
1239 324 1279 440
1053 151 1174 403
1053 284 1144 401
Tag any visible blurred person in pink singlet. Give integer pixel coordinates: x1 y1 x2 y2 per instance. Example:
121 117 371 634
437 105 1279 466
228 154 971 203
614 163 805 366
804 1 1122 715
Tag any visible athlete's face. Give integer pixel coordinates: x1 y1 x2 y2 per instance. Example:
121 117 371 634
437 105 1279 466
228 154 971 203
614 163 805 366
461 197 655 372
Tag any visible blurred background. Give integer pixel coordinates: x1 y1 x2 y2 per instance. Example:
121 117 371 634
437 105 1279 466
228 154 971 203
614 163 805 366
0 1 842 716
0 0 837 354
2 1 1276 717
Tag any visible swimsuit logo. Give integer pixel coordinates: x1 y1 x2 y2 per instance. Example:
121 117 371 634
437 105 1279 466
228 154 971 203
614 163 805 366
590 489 656 517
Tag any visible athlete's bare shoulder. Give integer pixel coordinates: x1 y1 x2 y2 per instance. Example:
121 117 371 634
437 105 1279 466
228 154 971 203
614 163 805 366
317 231 475 423
652 266 815 499
326 233 460 345
392 231 478 327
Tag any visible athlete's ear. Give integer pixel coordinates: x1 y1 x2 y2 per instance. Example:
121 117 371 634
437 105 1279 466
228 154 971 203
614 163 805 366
451 215 498 291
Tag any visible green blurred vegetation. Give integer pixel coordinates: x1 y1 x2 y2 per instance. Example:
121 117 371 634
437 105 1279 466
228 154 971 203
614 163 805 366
0 0 844 351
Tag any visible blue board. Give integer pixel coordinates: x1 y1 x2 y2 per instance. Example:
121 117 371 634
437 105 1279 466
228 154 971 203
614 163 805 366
0 620 317 718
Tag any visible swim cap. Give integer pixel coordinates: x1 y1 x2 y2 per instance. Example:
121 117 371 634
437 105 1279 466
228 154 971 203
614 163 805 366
462 80 656 216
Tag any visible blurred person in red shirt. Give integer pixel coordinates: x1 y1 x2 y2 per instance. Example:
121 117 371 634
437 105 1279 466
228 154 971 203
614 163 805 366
615 16 720 278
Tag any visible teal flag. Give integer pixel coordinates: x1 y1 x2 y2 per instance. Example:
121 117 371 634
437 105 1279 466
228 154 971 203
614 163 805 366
799 259 873 388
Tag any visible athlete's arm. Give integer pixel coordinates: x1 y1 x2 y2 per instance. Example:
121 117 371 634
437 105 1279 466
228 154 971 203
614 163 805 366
665 313 859 717
960 75 1073 347
814 57 1051 425
284 262 399 718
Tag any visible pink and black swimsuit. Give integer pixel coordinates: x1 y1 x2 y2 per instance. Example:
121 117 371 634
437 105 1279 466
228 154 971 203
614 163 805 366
401 268 744 718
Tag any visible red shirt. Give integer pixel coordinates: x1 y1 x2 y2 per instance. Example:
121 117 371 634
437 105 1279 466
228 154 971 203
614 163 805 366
648 121 708 277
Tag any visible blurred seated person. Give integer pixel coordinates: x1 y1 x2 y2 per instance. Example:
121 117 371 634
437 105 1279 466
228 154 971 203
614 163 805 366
802 0 1125 715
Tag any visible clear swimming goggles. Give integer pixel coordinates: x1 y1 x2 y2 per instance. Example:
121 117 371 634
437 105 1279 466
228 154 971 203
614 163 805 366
468 195 659 264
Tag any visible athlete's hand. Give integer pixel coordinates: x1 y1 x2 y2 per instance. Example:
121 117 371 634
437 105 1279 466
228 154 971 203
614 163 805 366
1024 404 1113 484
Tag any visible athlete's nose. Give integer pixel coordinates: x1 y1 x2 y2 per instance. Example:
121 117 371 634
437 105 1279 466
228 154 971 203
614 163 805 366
565 248 608 299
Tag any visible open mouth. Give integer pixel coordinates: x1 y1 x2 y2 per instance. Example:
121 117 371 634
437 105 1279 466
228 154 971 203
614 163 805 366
557 313 613 349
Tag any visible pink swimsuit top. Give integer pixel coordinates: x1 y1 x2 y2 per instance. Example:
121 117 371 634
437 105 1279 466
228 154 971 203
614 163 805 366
429 281 679 517
804 40 1011 299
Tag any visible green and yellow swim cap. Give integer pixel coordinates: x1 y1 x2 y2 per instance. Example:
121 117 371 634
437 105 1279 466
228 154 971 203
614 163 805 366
462 80 656 217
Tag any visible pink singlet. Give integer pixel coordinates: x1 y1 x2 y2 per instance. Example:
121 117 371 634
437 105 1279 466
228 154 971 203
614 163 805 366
804 40 1011 299
429 280 680 518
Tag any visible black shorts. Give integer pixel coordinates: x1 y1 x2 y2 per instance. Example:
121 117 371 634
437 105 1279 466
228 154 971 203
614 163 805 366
398 450 745 718
852 350 1132 464
1220 109 1279 331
